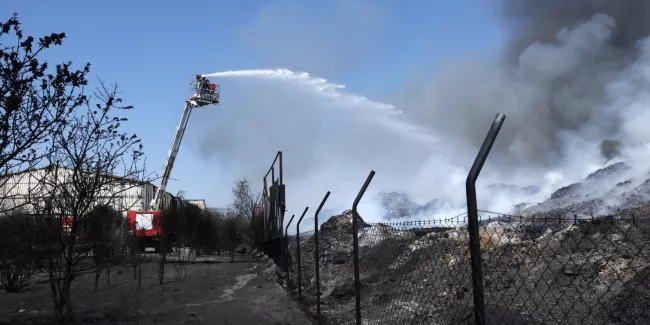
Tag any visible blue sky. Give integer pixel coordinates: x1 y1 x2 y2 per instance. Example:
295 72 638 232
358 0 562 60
3 0 505 208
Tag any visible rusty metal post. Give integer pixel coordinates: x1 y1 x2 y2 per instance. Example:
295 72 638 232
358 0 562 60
466 113 506 325
262 151 284 241
279 151 283 185
285 214 295 244
296 207 309 301
284 214 295 272
314 191 330 324
263 177 268 197
352 171 375 325
279 151 286 236
263 151 281 184
262 177 269 241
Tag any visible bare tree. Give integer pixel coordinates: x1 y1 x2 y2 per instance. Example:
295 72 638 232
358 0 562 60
231 179 261 219
230 178 262 244
84 205 127 291
156 204 227 283
123 228 146 325
157 207 180 287
30 81 149 323
190 207 222 256
0 13 89 214
126 226 146 283
157 203 203 286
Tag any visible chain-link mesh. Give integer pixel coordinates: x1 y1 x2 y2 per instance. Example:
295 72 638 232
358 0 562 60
480 211 650 324
356 214 474 324
290 213 359 325
288 230 315 300
280 210 650 324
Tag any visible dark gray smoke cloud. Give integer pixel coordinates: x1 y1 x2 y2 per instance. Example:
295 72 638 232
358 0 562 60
501 0 650 56
401 0 650 169
498 0 650 165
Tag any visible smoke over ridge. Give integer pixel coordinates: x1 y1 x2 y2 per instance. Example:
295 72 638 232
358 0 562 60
405 1 650 168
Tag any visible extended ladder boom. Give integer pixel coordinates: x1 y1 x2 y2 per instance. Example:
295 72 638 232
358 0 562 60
150 75 220 211
151 101 194 210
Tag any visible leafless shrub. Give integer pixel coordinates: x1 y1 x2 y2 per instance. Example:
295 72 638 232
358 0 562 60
157 208 178 287
221 212 247 263
157 204 220 284
27 79 149 322
0 210 41 292
83 205 128 291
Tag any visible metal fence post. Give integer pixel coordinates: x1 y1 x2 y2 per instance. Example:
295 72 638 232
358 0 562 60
262 151 283 241
352 171 375 325
466 112 506 325
284 214 295 272
296 207 309 301
315 191 331 324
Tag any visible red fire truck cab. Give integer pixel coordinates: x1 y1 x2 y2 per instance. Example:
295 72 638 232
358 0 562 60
126 210 163 252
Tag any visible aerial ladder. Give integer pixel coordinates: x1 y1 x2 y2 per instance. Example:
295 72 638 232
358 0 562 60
127 75 220 252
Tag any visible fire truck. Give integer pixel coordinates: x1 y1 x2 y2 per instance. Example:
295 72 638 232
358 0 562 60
126 75 220 252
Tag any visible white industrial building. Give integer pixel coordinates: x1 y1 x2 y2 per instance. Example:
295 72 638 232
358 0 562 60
0 165 182 216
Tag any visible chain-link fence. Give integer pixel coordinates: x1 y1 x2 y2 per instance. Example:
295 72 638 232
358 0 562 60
284 211 650 325
357 216 474 324
288 229 314 299
480 212 650 324
276 114 650 324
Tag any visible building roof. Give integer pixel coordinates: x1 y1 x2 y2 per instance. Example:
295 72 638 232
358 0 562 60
2 164 151 185
207 207 228 214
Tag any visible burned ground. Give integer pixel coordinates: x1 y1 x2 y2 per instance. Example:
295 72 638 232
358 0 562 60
0 253 310 325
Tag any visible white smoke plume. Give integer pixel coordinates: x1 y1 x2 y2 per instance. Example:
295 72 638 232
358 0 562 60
189 1 650 223
393 1 650 217
189 68 448 221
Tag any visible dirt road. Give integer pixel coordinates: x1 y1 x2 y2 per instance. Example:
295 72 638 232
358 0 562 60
0 254 311 324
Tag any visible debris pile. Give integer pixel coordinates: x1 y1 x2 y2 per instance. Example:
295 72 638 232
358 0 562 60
283 208 650 324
